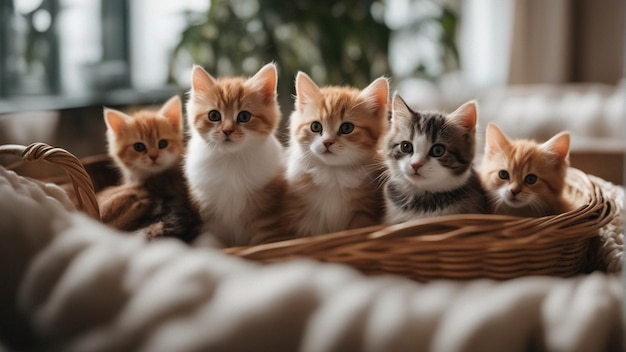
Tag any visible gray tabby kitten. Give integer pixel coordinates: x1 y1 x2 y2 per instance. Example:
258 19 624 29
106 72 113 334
383 93 488 224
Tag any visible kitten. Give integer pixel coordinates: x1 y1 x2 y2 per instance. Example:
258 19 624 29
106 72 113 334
184 63 287 247
283 72 389 237
383 94 488 224
479 123 572 217
97 95 202 242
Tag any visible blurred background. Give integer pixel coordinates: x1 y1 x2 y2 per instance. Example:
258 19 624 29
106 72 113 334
0 0 624 183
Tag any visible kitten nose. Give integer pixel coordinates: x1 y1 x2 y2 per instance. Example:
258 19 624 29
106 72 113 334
323 140 334 148
149 154 158 161
510 188 522 196
411 163 423 172
223 129 233 136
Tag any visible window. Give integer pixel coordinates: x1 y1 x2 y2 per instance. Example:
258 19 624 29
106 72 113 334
0 0 207 113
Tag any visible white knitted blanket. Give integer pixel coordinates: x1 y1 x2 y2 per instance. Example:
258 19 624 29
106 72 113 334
0 167 623 352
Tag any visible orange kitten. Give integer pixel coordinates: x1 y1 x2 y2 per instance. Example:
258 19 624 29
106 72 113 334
480 123 573 217
98 96 201 242
184 63 287 247
284 72 388 237
104 96 184 184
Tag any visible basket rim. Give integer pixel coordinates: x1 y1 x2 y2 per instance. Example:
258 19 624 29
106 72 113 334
0 143 100 220
1 143 617 281
225 167 616 260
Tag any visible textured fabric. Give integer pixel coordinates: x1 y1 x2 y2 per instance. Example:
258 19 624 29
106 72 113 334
0 167 623 352
589 175 624 273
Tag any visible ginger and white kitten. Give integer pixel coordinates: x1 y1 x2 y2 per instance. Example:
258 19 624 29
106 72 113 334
284 72 389 237
479 123 572 217
185 63 286 247
98 96 201 242
383 94 488 224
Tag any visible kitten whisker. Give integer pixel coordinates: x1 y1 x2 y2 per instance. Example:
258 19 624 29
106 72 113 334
479 123 570 218
185 64 286 246
285 75 388 236
99 95 201 243
383 98 486 223
528 197 548 217
297 149 317 171
374 169 391 187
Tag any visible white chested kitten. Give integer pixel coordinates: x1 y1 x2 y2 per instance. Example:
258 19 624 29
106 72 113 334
185 63 287 247
284 72 388 237
383 93 488 224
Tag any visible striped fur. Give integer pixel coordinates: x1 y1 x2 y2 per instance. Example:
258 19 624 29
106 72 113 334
383 94 487 224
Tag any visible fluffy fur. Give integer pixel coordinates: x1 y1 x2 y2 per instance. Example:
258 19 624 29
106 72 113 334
104 96 184 184
479 123 572 217
184 63 287 247
383 94 488 224
284 72 389 237
98 96 202 242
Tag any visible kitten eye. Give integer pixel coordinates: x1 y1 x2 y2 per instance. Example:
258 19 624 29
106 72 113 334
429 144 446 157
237 111 251 123
338 122 354 135
158 140 168 149
400 141 413 154
133 143 146 152
208 110 221 121
498 170 510 180
524 174 538 185
310 121 323 133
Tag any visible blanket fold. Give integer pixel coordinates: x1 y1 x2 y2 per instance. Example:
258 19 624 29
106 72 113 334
0 167 623 352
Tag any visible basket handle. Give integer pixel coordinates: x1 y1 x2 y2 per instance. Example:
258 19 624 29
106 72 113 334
0 143 100 220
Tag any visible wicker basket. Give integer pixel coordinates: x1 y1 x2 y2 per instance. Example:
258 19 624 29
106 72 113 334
1 143 617 281
0 143 100 219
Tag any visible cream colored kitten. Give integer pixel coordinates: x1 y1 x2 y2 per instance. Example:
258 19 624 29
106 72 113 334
185 63 287 247
284 72 389 237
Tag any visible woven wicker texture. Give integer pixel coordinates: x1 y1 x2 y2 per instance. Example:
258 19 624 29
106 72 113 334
588 175 624 273
1 143 618 281
225 168 617 281
0 143 100 220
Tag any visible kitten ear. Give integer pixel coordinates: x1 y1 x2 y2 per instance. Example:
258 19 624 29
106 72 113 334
191 65 216 94
484 123 510 155
542 131 570 163
103 108 131 135
390 92 413 122
247 63 278 102
295 71 321 111
449 100 478 133
359 76 389 117
158 95 183 133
